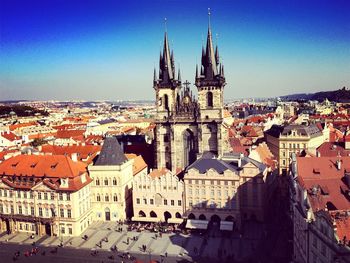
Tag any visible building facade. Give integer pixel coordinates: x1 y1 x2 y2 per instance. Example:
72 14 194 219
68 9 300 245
183 153 267 230
265 124 329 175
153 19 226 171
132 168 184 224
289 155 350 263
88 136 134 221
0 155 93 237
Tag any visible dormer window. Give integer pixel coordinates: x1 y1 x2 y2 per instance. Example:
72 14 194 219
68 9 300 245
51 163 58 169
60 178 68 188
30 163 37 168
11 162 18 167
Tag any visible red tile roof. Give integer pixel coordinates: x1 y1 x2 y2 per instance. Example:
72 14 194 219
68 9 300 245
317 142 350 157
56 129 85 139
1 132 21 141
40 144 101 164
297 156 350 211
125 154 147 175
0 154 86 178
0 154 91 191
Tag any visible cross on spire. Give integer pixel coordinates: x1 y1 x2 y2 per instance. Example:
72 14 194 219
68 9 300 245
183 80 191 89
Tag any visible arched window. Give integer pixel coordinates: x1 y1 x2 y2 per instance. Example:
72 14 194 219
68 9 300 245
105 195 109 202
113 178 117 186
164 94 169 110
207 92 213 107
96 178 100 186
113 194 118 202
104 178 108 186
96 194 101 202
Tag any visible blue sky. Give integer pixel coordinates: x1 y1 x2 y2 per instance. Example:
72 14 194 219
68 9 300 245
0 0 349 101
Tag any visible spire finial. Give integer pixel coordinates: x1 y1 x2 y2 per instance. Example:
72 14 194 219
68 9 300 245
164 17 167 33
208 8 211 30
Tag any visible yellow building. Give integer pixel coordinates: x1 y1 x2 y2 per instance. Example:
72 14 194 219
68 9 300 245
265 124 329 175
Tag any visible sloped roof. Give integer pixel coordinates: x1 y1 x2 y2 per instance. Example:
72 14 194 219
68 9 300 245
94 136 127 166
0 154 87 178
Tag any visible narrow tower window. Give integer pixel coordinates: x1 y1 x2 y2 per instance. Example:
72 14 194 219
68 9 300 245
164 94 169 110
207 92 213 107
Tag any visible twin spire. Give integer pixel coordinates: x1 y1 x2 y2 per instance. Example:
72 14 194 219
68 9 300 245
154 19 181 88
154 10 225 88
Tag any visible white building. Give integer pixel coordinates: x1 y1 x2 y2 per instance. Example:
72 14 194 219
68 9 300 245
88 136 134 221
0 154 93 237
132 168 184 224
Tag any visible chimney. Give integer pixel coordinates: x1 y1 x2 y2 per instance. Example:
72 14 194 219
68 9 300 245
316 151 321 157
71 153 78 162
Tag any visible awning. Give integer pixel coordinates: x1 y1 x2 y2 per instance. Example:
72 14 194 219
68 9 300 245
220 221 234 231
131 216 160 223
185 219 209 229
168 218 183 224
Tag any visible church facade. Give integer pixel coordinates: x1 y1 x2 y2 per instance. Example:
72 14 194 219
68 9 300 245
154 21 226 172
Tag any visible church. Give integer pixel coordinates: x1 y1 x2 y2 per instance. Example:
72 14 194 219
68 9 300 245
153 15 226 172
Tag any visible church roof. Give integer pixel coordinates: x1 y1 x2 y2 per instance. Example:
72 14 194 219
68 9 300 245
94 136 127 166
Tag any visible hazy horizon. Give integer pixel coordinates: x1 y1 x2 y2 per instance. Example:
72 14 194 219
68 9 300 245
1 0 349 101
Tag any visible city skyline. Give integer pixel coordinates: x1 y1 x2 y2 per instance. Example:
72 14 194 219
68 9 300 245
1 0 349 101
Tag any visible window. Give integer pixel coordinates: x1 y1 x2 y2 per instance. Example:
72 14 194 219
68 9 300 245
31 207 35 216
61 226 65 234
104 178 108 186
44 192 48 200
207 92 213 107
164 199 167 205
45 208 49 217
67 209 72 218
11 205 14 214
97 194 101 202
202 189 206 195
189 200 193 207
224 181 228 186
195 189 199 195
163 94 169 110
189 188 192 195
217 190 221 196
38 192 42 199
113 178 117 185
23 192 27 199
113 194 118 202
136 198 140 204
105 195 109 202
178 200 181 206
4 190 7 197
66 193 70 201
144 198 147 205
51 193 54 200
18 205 22 214
171 200 174 206
60 208 64 217
30 192 33 199
96 178 100 185
0 204 3 213
17 190 21 198
68 228 73 235
211 189 214 197
59 193 63 201
163 135 169 142
150 199 154 205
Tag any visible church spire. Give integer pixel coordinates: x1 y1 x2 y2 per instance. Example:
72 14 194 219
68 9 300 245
195 9 225 87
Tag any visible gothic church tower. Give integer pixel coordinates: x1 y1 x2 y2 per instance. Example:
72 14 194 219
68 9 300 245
195 12 226 156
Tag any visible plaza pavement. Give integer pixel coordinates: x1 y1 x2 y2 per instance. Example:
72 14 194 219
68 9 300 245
0 220 265 262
